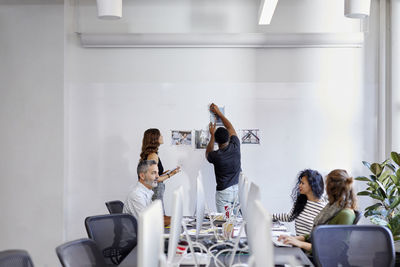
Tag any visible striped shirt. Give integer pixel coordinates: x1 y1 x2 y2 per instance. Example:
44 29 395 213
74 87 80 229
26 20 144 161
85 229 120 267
272 200 326 236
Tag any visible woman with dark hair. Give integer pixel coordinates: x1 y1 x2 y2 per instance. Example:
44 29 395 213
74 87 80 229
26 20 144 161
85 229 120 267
278 169 357 251
140 128 180 208
272 169 326 235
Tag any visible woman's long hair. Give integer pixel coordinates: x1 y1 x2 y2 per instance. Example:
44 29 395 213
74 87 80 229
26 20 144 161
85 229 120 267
290 169 324 220
326 169 357 209
140 128 161 160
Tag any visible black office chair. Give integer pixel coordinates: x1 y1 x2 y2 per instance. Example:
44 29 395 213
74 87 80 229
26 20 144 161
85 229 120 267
56 238 107 267
0 250 34 267
353 210 363 225
105 200 124 214
312 225 395 267
85 213 138 265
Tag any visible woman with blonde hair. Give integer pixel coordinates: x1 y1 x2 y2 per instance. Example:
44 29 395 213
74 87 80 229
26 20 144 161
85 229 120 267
140 128 180 209
278 169 357 251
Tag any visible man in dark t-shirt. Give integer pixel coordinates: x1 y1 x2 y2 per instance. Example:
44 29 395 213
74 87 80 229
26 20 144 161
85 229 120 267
206 103 241 213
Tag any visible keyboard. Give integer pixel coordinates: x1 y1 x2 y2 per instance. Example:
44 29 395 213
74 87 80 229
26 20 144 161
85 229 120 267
272 236 292 247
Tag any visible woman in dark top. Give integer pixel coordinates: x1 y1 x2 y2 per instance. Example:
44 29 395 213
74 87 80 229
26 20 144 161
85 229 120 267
140 128 180 210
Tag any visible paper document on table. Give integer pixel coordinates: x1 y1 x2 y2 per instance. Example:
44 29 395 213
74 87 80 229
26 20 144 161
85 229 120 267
186 228 216 236
271 225 287 231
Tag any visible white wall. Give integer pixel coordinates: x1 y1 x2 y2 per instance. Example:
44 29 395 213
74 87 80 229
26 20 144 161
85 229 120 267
65 0 378 239
0 0 64 266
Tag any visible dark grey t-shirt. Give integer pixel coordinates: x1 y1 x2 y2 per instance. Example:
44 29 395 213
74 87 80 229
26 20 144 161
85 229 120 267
207 135 241 191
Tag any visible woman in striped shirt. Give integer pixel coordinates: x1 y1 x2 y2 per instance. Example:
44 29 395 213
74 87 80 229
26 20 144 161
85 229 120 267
272 169 326 236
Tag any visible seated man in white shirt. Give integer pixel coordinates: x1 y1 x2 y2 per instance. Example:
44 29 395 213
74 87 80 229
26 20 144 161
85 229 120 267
123 160 171 226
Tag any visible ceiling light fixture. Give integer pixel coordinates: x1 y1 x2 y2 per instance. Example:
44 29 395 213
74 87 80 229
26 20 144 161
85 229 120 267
258 0 279 25
97 0 122 19
344 0 371 18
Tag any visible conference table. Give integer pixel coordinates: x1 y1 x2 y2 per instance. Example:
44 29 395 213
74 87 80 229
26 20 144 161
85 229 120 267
188 217 314 267
120 242 313 267
119 217 314 267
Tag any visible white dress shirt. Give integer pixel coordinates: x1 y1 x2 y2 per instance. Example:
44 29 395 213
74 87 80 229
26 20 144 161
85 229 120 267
123 181 154 219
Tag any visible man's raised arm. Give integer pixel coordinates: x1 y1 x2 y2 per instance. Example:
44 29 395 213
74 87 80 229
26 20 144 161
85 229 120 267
210 103 237 137
206 122 216 159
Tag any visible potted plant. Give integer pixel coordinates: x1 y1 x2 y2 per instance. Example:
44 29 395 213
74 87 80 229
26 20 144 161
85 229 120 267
355 151 400 241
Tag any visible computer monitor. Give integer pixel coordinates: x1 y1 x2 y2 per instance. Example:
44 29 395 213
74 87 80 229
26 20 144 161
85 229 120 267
138 200 165 267
167 186 184 264
239 175 249 221
246 199 274 267
196 173 206 241
243 181 261 224
238 172 245 190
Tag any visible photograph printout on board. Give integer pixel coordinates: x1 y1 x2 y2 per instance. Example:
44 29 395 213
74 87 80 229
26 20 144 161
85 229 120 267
171 130 192 145
195 130 210 149
210 106 225 126
241 129 260 144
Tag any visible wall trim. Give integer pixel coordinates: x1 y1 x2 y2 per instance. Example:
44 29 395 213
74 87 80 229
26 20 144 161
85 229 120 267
78 32 364 48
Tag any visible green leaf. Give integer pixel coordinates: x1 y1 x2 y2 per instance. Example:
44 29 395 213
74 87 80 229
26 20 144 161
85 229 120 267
390 197 400 209
370 163 383 176
368 182 378 190
370 216 388 226
357 191 371 196
386 163 396 172
370 194 385 201
362 161 371 169
365 203 383 211
365 209 385 217
382 177 390 187
387 185 397 198
355 176 371 182
376 181 387 197
391 151 400 166
390 175 399 186
378 170 391 182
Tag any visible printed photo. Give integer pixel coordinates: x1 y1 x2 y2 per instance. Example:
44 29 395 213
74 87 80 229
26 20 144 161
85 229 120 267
210 106 225 126
195 130 210 149
171 130 192 145
241 129 260 144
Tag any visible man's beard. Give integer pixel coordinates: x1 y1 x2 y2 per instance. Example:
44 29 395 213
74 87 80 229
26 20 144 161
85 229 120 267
145 178 158 188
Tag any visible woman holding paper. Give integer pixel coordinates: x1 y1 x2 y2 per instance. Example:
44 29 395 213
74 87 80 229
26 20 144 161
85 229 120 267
140 128 180 209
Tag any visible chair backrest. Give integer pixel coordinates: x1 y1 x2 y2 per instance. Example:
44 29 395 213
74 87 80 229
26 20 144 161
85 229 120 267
0 250 34 267
312 225 395 267
56 238 107 267
105 200 124 214
353 210 363 225
85 213 138 265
